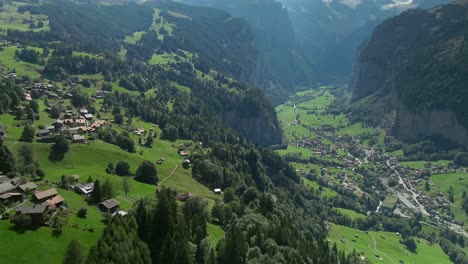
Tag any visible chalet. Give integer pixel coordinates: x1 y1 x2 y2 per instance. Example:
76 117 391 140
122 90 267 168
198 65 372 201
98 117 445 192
98 198 120 212
80 109 88 115
19 182 38 193
0 182 18 195
73 134 86 143
74 182 94 195
15 205 48 226
36 129 51 138
214 188 222 194
177 193 194 202
0 192 23 203
75 118 86 125
67 127 80 137
34 188 58 202
0 176 10 184
53 120 65 131
179 150 189 157
84 114 93 120
64 119 75 125
64 111 73 118
42 195 64 207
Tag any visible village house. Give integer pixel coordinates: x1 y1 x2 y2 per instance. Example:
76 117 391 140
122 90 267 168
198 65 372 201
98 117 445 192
42 195 64 207
98 198 120 212
18 182 38 193
84 114 93 120
75 118 86 125
53 120 65 131
179 150 189 157
15 205 49 226
0 175 10 184
214 188 222 195
0 192 23 203
72 134 86 143
0 182 18 195
34 188 58 203
36 128 51 138
74 182 94 195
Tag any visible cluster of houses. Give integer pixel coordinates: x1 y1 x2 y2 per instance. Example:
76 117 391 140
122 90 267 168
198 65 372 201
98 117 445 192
36 107 109 143
0 174 64 226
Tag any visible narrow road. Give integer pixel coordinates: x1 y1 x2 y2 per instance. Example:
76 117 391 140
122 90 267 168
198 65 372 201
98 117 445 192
386 160 429 216
159 165 179 185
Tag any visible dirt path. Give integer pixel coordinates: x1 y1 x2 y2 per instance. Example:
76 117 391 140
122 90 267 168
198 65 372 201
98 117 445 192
368 233 397 264
159 165 179 185
6 199 29 213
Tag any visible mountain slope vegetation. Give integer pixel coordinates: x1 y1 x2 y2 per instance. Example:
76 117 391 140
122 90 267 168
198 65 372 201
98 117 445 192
350 2 468 148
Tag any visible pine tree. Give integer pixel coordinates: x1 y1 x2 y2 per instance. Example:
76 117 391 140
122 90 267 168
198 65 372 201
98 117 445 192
63 240 84 264
90 180 102 204
20 125 35 142
0 140 16 174
87 217 151 264
218 220 248 264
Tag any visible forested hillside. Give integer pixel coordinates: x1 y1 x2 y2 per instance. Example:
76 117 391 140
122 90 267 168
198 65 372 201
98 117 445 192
177 0 318 104
0 0 368 263
14 0 281 146
350 2 468 148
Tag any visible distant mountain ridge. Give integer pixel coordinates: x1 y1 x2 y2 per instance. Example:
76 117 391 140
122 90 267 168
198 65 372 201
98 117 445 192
350 2 468 148
177 0 448 103
176 0 318 104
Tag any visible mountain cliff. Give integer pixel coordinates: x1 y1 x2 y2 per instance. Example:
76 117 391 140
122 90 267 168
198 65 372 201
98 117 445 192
350 2 468 147
279 0 449 81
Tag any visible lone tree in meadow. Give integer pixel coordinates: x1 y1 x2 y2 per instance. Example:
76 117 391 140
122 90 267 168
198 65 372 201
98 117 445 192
135 161 158 185
49 135 69 162
20 124 35 142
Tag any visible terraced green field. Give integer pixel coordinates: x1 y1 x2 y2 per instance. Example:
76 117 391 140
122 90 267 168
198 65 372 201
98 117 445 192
329 224 451 264
0 113 224 263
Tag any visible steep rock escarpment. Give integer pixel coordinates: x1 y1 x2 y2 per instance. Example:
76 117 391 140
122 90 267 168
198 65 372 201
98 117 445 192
350 2 468 147
394 103 468 147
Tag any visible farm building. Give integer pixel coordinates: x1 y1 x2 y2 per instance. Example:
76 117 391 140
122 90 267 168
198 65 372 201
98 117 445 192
18 182 38 192
99 198 120 212
42 195 64 207
15 205 49 226
34 188 58 202
74 182 94 195
0 182 18 195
